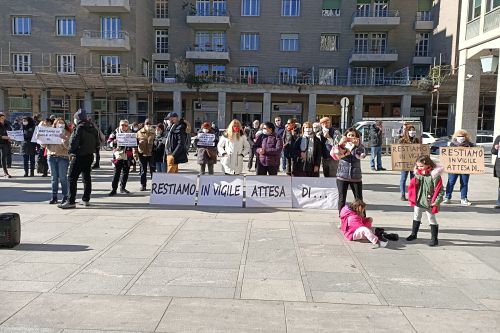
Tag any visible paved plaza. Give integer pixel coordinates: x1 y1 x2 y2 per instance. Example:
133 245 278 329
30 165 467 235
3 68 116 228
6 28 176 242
0 152 499 332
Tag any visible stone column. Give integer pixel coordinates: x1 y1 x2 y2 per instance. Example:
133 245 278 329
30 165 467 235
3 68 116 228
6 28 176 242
263 92 271 122
446 99 456 137
173 91 182 116
128 93 137 115
217 91 226 128
40 91 49 118
84 91 92 113
32 92 40 117
401 95 412 118
455 51 481 141
308 93 317 122
354 94 363 123
0 90 5 113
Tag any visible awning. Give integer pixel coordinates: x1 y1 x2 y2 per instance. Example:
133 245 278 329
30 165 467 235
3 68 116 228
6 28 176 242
418 0 432 11
323 0 342 10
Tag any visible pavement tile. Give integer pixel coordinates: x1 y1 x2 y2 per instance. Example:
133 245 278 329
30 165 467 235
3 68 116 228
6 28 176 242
251 220 290 229
241 278 306 301
101 244 161 259
247 238 295 251
455 278 500 300
245 247 298 263
162 240 244 254
0 291 40 323
151 252 241 269
127 285 235 298
293 223 338 234
299 244 351 257
173 230 246 243
295 233 343 245
0 328 62 333
303 256 360 273
243 262 301 280
307 271 373 293
0 262 80 282
82 257 147 275
0 280 57 293
311 291 381 305
479 299 500 311
434 262 500 280
183 219 248 231
249 228 292 240
55 273 134 295
418 249 485 264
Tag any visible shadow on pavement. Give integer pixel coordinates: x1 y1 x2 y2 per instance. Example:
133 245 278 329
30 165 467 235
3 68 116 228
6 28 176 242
3 243 92 252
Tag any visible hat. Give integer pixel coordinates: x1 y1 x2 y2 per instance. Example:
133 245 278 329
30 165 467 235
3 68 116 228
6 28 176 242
0 112 5 117
49 114 56 120
166 112 179 118
74 109 87 122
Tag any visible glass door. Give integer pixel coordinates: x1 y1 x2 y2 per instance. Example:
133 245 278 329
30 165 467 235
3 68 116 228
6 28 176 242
370 33 387 53
101 17 121 39
374 0 389 17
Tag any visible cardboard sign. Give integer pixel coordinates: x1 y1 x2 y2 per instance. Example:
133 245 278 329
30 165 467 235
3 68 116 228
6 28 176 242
291 177 338 210
198 176 244 207
246 176 292 208
150 173 197 205
197 133 216 146
116 133 137 147
391 144 431 171
6 130 24 142
36 127 63 145
439 147 485 174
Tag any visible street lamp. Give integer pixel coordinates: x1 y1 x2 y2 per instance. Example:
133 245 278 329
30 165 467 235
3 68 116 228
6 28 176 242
479 55 499 73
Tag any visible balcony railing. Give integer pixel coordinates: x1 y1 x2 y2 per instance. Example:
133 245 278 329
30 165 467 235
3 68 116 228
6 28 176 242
83 30 128 40
189 44 228 52
354 9 399 18
416 11 432 21
352 47 396 55
484 7 500 33
189 8 229 16
81 30 130 51
466 18 480 39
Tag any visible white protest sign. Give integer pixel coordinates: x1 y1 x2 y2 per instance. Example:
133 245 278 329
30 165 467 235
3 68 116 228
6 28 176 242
291 177 339 210
149 173 197 205
246 176 292 208
116 133 137 147
31 126 38 143
197 133 216 146
198 175 244 207
36 127 63 144
6 130 24 142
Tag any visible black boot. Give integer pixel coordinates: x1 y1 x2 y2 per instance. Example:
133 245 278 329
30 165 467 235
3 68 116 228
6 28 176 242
429 225 439 247
374 228 387 242
383 233 399 241
49 196 58 204
30 169 35 177
406 220 421 241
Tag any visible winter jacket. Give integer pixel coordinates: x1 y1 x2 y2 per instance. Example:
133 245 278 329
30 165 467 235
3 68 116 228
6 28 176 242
217 132 251 175
153 134 166 163
275 125 285 141
492 135 500 178
291 135 322 174
69 121 100 157
194 129 218 165
135 127 156 157
0 121 12 146
368 124 383 147
408 167 444 213
108 127 133 161
448 139 475 148
254 133 283 167
45 130 70 158
320 127 337 159
340 205 373 241
244 127 257 148
165 119 188 164
331 143 366 182
21 125 36 155
283 127 300 158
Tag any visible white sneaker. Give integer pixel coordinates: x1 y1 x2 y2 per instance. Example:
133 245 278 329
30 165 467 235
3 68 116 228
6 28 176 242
80 200 90 207
461 199 472 206
443 198 451 204
373 240 388 249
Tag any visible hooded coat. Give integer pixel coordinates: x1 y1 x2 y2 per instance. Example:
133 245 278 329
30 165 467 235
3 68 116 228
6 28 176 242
21 119 36 155
165 119 189 164
408 166 444 213
69 121 100 156
217 131 250 175
194 129 218 165
340 205 373 241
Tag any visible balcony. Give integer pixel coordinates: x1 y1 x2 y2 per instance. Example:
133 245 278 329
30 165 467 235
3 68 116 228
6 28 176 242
153 18 170 27
81 0 130 12
81 30 130 51
351 10 400 30
349 48 398 65
484 7 500 33
412 55 433 64
152 53 170 61
415 11 434 30
466 18 480 39
185 45 230 62
186 9 231 29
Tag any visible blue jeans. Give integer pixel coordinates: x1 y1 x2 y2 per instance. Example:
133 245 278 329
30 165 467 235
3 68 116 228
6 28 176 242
370 146 382 169
155 162 166 173
400 170 414 195
445 173 470 199
281 151 286 171
48 156 69 198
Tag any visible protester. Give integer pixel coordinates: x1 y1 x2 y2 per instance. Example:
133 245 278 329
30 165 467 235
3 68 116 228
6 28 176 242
244 120 259 171
274 117 285 139
21 116 36 177
108 120 133 196
493 134 500 209
283 118 300 175
406 155 444 246
340 199 388 248
313 122 322 139
331 128 366 214
211 121 219 137
130 122 139 172
153 123 166 173
0 112 12 178
92 124 106 169
217 119 250 175
164 112 188 173
135 119 156 191
45 118 71 204
444 130 475 206
194 122 218 175
253 122 283 175
291 122 321 177
319 117 339 178
398 125 420 201
59 109 99 209
36 118 53 177
369 120 386 171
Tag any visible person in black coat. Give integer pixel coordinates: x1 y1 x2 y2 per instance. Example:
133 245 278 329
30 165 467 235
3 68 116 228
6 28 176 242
368 120 386 171
194 122 218 175
291 122 322 177
0 112 12 178
153 123 166 173
21 116 37 177
493 135 500 209
283 118 300 175
164 112 188 173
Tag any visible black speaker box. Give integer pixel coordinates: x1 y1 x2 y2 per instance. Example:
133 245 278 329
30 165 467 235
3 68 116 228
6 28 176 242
0 213 21 248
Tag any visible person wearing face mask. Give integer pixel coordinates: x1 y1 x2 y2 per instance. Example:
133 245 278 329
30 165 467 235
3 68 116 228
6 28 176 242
283 118 300 175
369 120 386 171
20 116 37 177
244 120 260 172
443 129 476 206
253 122 283 175
164 112 189 173
0 112 13 178
44 118 71 204
398 125 421 201
195 122 218 175
319 117 340 178
134 119 156 191
153 123 166 173
312 122 322 139
291 122 322 177
108 120 133 196
218 119 250 175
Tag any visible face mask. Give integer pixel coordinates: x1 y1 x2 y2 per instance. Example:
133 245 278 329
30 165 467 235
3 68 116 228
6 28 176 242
74 119 78 125
418 168 429 176
304 128 313 136
287 124 295 130
262 129 269 136
232 126 240 132
409 131 416 137
456 136 465 143
133 127 138 131
202 128 209 133
57 124 65 129
22 121 28 126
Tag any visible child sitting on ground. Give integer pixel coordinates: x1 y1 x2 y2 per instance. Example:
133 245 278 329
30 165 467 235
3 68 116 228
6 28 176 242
340 199 388 248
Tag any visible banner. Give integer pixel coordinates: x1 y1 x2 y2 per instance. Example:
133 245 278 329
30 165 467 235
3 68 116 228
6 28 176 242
6 130 24 142
197 133 216 146
150 173 197 205
36 127 63 145
439 147 485 174
291 177 338 210
391 144 431 171
198 176 244 207
246 176 292 208
116 133 137 147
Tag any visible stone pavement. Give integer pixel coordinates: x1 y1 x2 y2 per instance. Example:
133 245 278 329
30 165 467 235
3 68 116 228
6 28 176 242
0 152 499 332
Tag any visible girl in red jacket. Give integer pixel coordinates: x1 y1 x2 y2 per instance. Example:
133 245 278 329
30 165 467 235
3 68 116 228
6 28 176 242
340 199 387 248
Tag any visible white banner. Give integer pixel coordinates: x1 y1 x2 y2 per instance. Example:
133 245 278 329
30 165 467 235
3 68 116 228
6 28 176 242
6 130 24 142
150 173 197 206
36 127 63 145
246 176 292 208
291 177 339 210
198 175 244 207
116 133 137 147
197 133 216 146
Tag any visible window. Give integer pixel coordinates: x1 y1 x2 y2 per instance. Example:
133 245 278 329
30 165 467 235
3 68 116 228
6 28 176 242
417 0 432 20
354 33 368 53
142 60 149 77
370 33 387 53
212 0 227 15
468 0 482 20
319 68 338 85
486 0 500 11
370 67 384 85
195 64 210 76
352 67 368 85
415 33 429 56
280 33 299 51
101 56 120 75
282 0 300 16
242 0 260 16
56 17 76 36
195 0 226 16
12 54 32 73
413 65 429 79
211 65 226 82
196 0 211 15
212 32 226 51
320 34 339 51
156 0 168 18
374 0 389 17
322 0 341 16
101 17 121 39
12 16 31 35
279 67 298 84
241 33 259 50
56 55 76 74
195 31 226 51
155 63 169 82
155 30 169 53
356 0 371 17
240 66 259 83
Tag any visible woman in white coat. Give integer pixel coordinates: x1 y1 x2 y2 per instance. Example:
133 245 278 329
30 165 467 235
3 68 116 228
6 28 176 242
217 119 250 175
